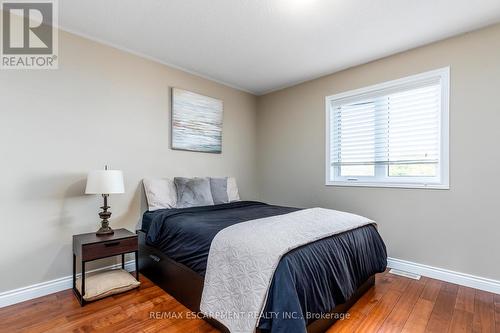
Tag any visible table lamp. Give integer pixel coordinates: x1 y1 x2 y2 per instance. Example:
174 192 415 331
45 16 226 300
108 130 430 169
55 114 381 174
85 166 125 235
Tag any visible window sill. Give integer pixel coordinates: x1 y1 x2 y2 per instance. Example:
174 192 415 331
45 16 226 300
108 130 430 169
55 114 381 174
325 181 449 190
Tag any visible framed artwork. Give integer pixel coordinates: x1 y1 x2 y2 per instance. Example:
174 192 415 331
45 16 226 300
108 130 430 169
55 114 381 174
171 88 223 153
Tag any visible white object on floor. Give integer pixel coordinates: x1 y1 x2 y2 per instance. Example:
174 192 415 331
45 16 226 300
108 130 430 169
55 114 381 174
200 207 375 333
389 268 421 280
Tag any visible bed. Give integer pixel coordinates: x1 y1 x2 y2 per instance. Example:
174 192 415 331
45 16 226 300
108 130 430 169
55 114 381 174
138 201 387 333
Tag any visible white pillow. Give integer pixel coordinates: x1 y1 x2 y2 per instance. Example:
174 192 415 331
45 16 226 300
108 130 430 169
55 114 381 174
227 176 240 202
143 178 177 211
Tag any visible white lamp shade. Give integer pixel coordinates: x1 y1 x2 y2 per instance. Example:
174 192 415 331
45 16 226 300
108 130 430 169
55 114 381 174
85 170 125 194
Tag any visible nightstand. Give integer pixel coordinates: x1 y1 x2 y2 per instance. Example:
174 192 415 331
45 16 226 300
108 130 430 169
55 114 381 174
72 228 139 306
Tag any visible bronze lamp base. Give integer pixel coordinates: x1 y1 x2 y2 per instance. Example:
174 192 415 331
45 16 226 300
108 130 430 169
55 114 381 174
96 225 114 235
96 194 114 236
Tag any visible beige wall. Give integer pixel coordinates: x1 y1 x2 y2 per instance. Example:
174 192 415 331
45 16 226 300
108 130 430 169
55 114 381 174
257 24 500 280
0 30 258 292
2 19 500 295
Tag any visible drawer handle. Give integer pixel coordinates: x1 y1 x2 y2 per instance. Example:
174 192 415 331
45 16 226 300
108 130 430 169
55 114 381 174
149 254 160 262
104 241 120 247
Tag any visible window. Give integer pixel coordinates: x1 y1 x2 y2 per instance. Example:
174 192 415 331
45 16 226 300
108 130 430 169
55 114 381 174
326 67 449 189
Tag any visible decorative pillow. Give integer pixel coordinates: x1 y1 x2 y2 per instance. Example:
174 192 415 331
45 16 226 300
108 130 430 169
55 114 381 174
75 269 140 302
209 177 229 204
227 176 240 202
174 177 214 208
143 178 177 211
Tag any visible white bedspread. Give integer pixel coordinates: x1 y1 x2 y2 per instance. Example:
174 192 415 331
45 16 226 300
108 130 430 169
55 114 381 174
199 207 375 333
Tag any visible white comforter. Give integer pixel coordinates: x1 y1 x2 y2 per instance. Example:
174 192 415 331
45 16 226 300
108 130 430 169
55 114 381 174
199 207 375 333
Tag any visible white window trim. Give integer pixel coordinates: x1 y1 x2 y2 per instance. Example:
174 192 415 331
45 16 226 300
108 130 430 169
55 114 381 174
325 67 450 189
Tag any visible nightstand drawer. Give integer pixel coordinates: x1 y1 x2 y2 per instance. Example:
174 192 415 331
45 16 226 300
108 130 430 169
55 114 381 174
82 237 138 261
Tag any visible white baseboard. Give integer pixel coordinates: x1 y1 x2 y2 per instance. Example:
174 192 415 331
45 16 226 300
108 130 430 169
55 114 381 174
387 257 500 294
2 257 499 308
0 260 136 308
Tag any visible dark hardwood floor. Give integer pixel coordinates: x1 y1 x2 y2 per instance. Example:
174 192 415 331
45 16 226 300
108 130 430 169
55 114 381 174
0 270 498 332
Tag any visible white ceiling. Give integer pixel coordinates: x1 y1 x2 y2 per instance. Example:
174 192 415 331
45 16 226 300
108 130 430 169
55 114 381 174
59 0 500 95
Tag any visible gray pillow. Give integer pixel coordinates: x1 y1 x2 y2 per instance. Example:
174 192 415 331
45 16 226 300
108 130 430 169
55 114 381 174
209 177 229 204
174 177 214 208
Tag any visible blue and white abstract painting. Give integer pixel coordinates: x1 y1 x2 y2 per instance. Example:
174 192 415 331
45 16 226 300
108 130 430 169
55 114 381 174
171 88 223 153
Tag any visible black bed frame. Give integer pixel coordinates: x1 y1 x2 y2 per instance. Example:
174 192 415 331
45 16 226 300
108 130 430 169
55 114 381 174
137 230 375 333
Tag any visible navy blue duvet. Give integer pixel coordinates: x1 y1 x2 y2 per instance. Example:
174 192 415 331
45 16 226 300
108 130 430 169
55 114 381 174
143 201 387 333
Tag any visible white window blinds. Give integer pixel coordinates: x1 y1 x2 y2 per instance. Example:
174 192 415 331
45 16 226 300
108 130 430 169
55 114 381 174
331 82 440 167
326 68 449 188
